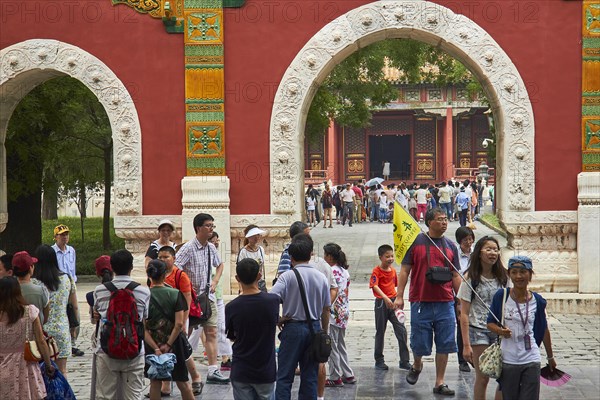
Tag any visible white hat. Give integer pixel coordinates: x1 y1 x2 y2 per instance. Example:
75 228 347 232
157 219 175 231
245 227 266 238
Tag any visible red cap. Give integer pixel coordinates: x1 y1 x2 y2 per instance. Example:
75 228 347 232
95 255 112 277
12 251 38 273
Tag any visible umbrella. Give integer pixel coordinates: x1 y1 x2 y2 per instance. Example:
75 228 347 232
366 177 384 187
540 365 571 387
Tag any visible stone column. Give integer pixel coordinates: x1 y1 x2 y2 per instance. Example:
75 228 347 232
577 172 600 294
181 176 231 294
442 107 454 180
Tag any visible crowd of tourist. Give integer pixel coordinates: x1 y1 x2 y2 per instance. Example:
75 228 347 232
0 206 557 400
305 178 494 228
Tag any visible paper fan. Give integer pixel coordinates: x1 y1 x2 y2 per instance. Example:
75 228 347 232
540 365 571 387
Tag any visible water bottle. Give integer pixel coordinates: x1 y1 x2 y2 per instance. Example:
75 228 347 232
395 308 405 324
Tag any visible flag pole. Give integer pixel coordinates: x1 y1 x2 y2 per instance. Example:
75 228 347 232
393 200 503 325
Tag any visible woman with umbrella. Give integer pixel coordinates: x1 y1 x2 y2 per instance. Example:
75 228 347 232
487 255 557 400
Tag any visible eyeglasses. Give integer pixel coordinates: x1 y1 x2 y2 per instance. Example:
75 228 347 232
434 218 448 222
202 224 216 229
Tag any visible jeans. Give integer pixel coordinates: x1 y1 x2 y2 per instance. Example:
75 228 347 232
374 298 410 364
440 202 452 220
371 204 380 221
499 362 541 400
342 202 353 226
231 381 275 400
276 321 320 400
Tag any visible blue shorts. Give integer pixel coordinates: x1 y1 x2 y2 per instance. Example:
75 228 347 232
410 301 458 357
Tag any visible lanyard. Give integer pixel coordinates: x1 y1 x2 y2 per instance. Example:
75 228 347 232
514 292 530 331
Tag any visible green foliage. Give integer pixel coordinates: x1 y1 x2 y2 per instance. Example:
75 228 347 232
42 217 124 275
480 213 503 232
305 38 484 141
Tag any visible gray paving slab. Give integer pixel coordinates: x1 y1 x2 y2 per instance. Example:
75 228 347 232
67 219 599 399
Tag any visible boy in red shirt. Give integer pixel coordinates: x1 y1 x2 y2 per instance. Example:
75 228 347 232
369 244 411 371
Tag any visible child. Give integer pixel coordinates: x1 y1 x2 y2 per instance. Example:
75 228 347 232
369 244 411 371
323 243 355 387
408 193 418 221
379 192 388 223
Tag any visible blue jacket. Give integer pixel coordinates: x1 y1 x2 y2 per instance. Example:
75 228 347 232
487 288 548 346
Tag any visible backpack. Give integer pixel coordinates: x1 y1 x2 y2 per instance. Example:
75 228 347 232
100 281 144 360
332 192 341 208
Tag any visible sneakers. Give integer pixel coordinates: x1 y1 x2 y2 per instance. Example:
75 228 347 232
375 361 389 370
459 361 471 372
433 383 455 396
342 376 357 384
406 367 422 385
206 370 230 385
71 347 84 357
192 382 204 396
220 360 232 371
399 361 412 370
325 378 344 387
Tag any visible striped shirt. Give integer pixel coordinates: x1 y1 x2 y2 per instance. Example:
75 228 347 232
176 237 221 300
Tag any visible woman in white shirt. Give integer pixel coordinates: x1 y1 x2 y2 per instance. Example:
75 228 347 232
237 225 267 292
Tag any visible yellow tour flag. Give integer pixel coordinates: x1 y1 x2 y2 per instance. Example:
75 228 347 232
393 202 421 264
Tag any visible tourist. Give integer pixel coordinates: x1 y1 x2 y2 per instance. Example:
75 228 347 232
378 191 389 223
306 184 321 224
370 244 411 371
32 244 79 377
470 182 479 221
144 219 177 268
12 251 50 325
0 253 13 277
321 184 334 228
458 236 508 400
382 160 391 181
456 187 470 227
415 183 429 222
176 213 230 384
208 232 233 373
238 225 267 291
454 226 476 372
0 276 55 399
396 182 410 211
332 185 343 224
352 180 364 224
93 249 151 399
271 233 331 400
408 192 418 221
487 256 557 400
226 258 279 400
395 208 462 396
323 243 356 387
340 183 355 227
438 181 453 221
306 191 317 227
51 223 83 358
144 259 195 400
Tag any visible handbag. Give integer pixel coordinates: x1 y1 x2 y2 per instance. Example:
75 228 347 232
425 239 453 284
23 306 59 362
479 288 507 379
40 360 76 399
197 246 213 322
292 269 332 363
174 269 203 329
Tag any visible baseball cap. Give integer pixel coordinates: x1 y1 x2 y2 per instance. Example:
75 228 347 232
54 224 70 236
157 219 175 231
12 251 38 273
508 255 533 270
245 227 266 238
94 255 112 277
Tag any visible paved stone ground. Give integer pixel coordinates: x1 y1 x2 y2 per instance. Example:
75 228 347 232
67 217 600 399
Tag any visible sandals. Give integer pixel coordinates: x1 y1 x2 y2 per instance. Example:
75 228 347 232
433 383 455 396
192 381 204 396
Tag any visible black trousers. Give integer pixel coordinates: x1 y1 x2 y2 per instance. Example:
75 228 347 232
374 298 410 364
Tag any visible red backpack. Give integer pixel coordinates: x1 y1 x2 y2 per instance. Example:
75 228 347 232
100 281 144 359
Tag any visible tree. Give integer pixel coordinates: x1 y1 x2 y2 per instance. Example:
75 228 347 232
305 38 484 141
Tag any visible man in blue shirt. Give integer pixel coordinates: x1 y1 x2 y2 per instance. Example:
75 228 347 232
271 234 330 400
455 187 470 227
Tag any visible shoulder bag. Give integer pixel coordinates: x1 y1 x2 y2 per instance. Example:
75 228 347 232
425 238 454 284
292 269 332 363
196 246 213 321
174 269 203 329
479 288 507 379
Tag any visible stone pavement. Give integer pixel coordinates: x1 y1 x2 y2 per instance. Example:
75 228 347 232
67 218 600 399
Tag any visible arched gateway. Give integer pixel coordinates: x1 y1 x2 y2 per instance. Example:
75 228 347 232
0 39 143 230
270 0 534 220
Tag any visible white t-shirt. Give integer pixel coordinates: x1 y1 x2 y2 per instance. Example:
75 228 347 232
439 186 452 203
306 197 316 211
341 189 355 202
457 276 504 330
416 188 428 204
501 295 540 365
379 193 388 208
396 189 409 208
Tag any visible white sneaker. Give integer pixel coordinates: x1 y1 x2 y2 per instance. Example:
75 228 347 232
207 369 230 385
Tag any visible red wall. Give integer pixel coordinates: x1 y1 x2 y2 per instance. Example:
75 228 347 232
1 0 582 215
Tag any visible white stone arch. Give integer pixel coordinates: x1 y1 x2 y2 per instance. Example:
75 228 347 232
0 39 142 232
270 0 535 222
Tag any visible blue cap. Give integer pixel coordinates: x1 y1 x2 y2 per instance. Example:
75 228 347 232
508 255 533 270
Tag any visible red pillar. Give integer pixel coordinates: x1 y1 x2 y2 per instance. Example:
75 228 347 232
442 107 454 181
327 120 338 184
